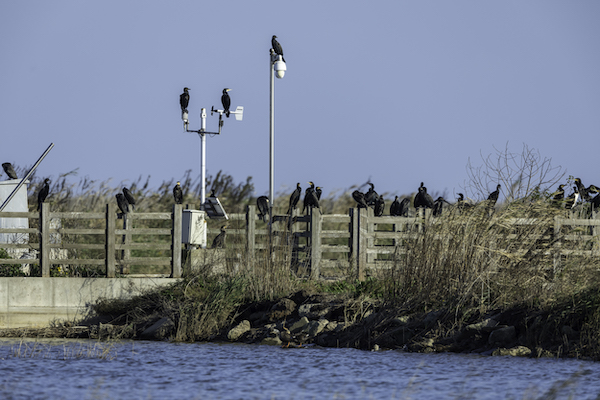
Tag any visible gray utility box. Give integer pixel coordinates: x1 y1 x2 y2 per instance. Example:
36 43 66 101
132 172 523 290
182 209 207 246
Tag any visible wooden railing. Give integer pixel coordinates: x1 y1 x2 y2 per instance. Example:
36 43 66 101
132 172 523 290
1 203 598 280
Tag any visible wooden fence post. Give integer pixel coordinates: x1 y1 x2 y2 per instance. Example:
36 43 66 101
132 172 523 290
40 202 50 277
553 215 561 274
120 213 131 274
309 207 321 280
171 204 182 278
105 203 116 278
349 207 366 281
246 205 256 262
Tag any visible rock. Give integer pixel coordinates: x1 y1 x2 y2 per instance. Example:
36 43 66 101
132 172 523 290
298 303 330 319
261 336 282 346
488 326 516 346
268 298 296 321
307 319 329 337
422 310 445 327
228 320 251 341
492 346 531 357
140 317 174 340
290 317 309 333
391 316 410 326
466 318 499 333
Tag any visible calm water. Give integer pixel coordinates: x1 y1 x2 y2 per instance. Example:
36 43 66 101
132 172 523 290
1 339 600 400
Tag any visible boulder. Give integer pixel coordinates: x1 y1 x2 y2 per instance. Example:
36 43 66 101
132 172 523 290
268 298 296 321
261 336 282 346
466 318 499 333
290 317 309 333
298 303 330 319
488 326 516 346
307 319 329 337
492 346 531 357
228 320 251 341
140 317 174 340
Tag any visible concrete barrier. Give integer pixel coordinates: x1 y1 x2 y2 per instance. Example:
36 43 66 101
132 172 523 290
0 277 178 328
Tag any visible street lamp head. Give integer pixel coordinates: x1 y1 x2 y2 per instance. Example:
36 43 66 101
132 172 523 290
274 56 286 79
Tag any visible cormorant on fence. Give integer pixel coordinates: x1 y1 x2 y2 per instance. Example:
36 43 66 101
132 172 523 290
180 87 190 112
173 182 183 204
209 189 216 197
123 187 136 210
591 192 600 211
37 178 50 210
552 184 565 201
115 193 129 214
374 194 385 216
2 163 17 179
414 182 434 209
399 198 410 216
271 35 285 62
287 183 301 214
257 196 269 223
365 183 378 207
352 190 369 209
303 181 319 213
565 186 579 210
390 196 401 216
221 88 231 118
433 197 449 217
574 178 593 202
487 184 501 206
315 187 322 201
212 225 227 248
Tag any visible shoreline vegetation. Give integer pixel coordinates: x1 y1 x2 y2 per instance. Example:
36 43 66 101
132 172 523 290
2 148 600 361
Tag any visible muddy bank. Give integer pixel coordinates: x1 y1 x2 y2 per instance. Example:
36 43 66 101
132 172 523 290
0 289 595 360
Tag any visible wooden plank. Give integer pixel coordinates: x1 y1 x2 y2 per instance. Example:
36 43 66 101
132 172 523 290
50 212 105 219
0 212 38 218
0 258 39 265
310 208 321 280
105 203 116 278
171 204 182 278
40 203 50 277
115 228 172 235
124 212 172 220
246 205 256 261
0 243 39 249
0 228 38 234
118 258 171 266
52 229 105 235
115 243 171 250
50 259 105 265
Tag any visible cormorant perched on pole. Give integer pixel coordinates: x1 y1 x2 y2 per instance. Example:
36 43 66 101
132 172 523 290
271 35 285 62
303 181 319 213
257 196 270 223
414 182 434 209
352 190 369 209
173 182 183 204
390 196 401 216
221 88 231 118
115 193 129 215
551 184 565 206
574 178 592 202
37 178 50 210
180 87 190 112
212 225 227 248
433 197 449 217
287 183 301 214
2 163 17 179
315 187 322 201
399 198 410 216
565 186 579 210
365 183 378 207
123 187 136 210
487 184 501 207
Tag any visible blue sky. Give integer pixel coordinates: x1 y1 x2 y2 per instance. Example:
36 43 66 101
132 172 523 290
1 1 599 206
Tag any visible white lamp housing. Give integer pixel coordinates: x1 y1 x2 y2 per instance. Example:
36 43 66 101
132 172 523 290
182 110 189 123
274 56 286 79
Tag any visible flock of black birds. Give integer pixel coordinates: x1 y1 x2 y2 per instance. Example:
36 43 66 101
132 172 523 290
2 162 50 210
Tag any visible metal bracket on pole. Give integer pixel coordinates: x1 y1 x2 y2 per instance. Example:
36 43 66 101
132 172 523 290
0 143 55 212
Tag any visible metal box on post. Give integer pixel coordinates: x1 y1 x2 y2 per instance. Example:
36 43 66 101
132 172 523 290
182 210 207 247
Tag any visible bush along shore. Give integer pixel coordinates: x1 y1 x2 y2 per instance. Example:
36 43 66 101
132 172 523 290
2 274 600 361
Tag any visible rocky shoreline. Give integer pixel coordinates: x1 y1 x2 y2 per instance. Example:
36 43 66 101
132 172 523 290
0 289 590 360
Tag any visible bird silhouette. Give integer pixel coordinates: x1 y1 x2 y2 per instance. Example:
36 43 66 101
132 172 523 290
257 196 270 223
221 88 231 118
2 163 17 180
37 178 50 210
173 182 183 204
123 187 136 210
271 35 286 62
180 87 190 112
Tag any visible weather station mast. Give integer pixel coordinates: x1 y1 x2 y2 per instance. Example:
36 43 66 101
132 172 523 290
179 87 243 248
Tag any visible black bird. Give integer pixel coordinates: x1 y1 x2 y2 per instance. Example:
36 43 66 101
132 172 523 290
303 181 320 213
173 181 183 204
414 182 434 209
37 178 50 210
399 198 410 216
591 192 600 211
116 193 129 214
487 184 501 206
390 196 402 216
221 88 231 118
374 194 385 216
280 325 308 348
180 87 190 112
565 186 579 210
209 189 216 197
212 225 227 249
433 197 449 217
574 178 592 202
352 190 369 209
551 184 565 206
287 183 301 214
365 183 378 207
257 196 270 223
123 187 136 210
271 35 286 62
315 187 322 201
2 163 17 179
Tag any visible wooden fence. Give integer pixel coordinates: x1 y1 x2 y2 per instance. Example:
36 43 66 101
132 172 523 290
1 203 599 280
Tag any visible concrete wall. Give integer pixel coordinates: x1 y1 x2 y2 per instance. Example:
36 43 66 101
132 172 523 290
0 277 178 329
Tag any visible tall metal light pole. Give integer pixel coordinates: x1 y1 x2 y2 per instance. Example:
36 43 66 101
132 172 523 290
269 49 287 219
